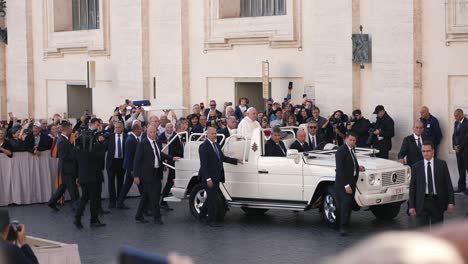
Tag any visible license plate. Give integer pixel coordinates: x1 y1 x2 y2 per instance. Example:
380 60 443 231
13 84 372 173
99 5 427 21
387 186 404 195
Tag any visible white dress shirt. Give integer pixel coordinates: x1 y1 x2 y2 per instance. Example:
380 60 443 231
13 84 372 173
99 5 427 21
237 118 261 139
61 133 69 141
114 133 124 159
424 158 436 195
148 137 160 168
413 134 422 147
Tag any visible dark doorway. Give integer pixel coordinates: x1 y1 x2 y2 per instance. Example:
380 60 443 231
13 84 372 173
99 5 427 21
235 82 265 112
67 85 92 118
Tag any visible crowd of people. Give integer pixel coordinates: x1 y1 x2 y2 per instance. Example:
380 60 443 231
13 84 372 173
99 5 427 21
0 90 467 233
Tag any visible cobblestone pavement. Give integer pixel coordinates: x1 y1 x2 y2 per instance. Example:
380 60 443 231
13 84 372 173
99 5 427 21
5 194 468 264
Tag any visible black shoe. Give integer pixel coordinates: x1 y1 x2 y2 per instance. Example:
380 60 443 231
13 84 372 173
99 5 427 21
144 211 153 217
339 228 349 237
74 219 84 229
153 218 164 225
117 204 130 210
160 203 174 211
90 221 106 228
135 216 149 223
48 202 60 212
108 202 116 209
207 222 223 228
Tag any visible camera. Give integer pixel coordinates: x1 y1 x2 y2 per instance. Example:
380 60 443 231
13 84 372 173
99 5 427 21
6 220 22 242
288 82 293 90
75 129 110 152
366 123 378 146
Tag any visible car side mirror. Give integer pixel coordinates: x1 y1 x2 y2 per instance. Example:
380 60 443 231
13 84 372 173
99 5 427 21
286 149 300 163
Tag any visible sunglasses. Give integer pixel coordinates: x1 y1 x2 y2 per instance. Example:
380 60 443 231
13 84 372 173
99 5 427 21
309 126 318 129
210 104 216 107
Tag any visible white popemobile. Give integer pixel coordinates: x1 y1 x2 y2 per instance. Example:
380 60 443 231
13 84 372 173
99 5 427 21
163 126 410 228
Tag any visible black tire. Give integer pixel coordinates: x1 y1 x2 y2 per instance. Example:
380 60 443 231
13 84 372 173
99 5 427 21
371 202 401 220
321 186 339 229
241 207 269 215
188 183 226 221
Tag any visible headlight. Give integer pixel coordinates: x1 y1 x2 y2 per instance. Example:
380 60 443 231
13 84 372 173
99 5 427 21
406 168 411 182
368 174 376 185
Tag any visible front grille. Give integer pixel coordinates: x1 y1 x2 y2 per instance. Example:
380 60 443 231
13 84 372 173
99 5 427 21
382 169 406 186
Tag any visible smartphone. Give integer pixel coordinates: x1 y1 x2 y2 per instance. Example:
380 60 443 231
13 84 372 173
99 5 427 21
288 82 293 89
226 102 233 106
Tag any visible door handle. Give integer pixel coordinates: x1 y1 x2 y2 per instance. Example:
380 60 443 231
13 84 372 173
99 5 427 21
258 170 269 174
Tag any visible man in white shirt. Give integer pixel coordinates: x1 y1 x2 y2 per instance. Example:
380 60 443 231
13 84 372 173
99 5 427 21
237 107 261 139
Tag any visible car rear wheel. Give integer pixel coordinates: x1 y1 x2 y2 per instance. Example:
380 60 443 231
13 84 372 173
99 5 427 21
188 183 226 221
371 202 401 220
321 186 339 229
241 208 269 215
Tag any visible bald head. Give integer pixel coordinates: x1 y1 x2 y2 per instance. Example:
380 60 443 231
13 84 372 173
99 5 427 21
420 106 430 119
147 125 157 140
206 127 217 142
413 120 424 136
297 129 306 144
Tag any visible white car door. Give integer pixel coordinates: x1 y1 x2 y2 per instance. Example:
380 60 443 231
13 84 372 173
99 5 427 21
257 156 303 201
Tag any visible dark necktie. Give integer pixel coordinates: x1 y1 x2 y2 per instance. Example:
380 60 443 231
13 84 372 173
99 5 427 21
350 148 358 176
117 134 122 158
417 137 422 151
212 143 221 161
427 161 434 194
311 136 316 150
153 140 161 164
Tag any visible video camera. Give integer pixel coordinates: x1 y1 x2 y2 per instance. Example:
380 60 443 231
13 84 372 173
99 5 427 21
366 122 379 146
75 129 110 152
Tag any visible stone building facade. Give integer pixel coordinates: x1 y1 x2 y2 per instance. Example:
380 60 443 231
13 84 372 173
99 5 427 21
0 0 468 181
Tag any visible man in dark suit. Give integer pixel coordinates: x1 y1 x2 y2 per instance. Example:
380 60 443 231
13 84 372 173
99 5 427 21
203 100 222 119
74 118 108 229
347 109 371 148
290 129 311 153
398 121 426 167
217 116 237 147
117 123 143 209
265 126 287 157
409 141 455 226
47 122 79 211
161 120 188 211
335 132 365 236
25 122 52 155
198 127 241 227
371 105 395 159
105 121 127 208
0 210 39 264
453 109 468 193
307 121 326 150
133 125 178 225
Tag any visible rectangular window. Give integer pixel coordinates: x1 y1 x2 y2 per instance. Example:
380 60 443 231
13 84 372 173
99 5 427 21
72 0 100 30
240 0 286 17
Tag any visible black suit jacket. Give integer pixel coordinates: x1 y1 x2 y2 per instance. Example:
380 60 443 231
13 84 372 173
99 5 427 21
25 133 52 153
56 135 75 177
169 134 184 158
289 140 311 153
198 140 237 183
307 133 325 150
204 109 222 119
158 132 176 145
133 137 172 183
123 133 139 171
217 127 231 147
0 242 39 264
264 139 287 157
76 132 107 184
398 135 425 167
0 139 13 158
335 144 359 191
409 159 455 214
453 118 468 156
105 133 127 169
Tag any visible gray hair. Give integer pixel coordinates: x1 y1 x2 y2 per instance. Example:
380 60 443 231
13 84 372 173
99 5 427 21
175 120 184 130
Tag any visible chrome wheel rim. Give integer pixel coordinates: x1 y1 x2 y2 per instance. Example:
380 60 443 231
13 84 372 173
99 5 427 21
194 189 207 214
324 194 337 223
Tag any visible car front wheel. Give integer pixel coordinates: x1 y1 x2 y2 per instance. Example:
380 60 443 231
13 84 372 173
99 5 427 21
321 186 339 229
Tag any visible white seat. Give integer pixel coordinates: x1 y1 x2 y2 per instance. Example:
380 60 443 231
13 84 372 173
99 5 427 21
223 139 250 161
184 141 204 159
283 138 296 150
